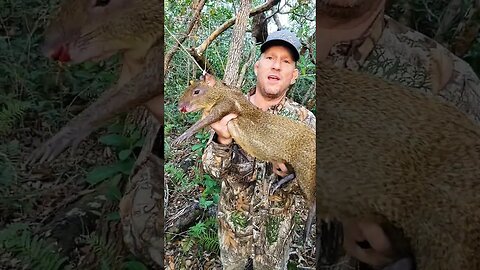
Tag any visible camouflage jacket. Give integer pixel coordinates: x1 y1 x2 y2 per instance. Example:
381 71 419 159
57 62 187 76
201 87 315 269
320 11 480 270
326 13 480 122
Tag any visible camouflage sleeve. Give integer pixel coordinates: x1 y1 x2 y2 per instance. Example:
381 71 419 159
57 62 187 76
303 109 316 130
201 131 233 179
441 57 480 123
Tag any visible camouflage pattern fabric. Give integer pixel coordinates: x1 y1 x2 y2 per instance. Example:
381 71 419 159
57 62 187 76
119 154 164 269
318 10 480 270
201 87 315 270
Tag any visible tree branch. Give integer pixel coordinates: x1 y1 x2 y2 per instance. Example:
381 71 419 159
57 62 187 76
195 0 281 56
236 40 257 89
164 0 206 75
273 13 283 29
434 0 463 44
300 32 316 65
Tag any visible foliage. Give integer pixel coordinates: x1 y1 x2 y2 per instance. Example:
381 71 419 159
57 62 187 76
198 172 220 209
0 223 70 270
85 120 145 202
386 0 480 74
0 96 30 136
182 217 220 255
85 232 149 270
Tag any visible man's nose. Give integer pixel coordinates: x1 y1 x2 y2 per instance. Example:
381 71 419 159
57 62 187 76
271 60 281 70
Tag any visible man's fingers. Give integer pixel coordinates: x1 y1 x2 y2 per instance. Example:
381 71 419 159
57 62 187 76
273 162 289 177
210 113 238 140
221 113 238 125
359 221 393 254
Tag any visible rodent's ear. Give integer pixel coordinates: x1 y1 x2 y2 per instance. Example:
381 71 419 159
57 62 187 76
203 73 216 87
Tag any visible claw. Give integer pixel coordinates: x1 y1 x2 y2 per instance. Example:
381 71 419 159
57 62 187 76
172 133 188 146
269 173 296 195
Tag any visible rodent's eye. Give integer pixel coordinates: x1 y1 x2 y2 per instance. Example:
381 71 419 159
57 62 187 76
193 89 200 95
94 0 110 7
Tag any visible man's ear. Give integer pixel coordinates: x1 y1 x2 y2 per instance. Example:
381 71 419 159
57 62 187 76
291 68 299 84
254 61 259 76
202 73 216 87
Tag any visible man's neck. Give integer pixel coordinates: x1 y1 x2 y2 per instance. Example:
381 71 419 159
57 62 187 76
249 88 286 112
317 0 385 61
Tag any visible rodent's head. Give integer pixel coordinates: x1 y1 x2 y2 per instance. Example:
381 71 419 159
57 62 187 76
178 73 219 113
41 0 161 63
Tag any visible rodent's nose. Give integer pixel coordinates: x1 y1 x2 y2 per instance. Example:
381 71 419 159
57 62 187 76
43 44 71 62
178 102 187 113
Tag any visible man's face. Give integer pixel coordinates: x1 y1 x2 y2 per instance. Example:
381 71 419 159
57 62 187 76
318 0 376 18
254 45 299 100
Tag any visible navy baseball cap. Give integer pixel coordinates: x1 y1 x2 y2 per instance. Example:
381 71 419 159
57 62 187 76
260 29 301 61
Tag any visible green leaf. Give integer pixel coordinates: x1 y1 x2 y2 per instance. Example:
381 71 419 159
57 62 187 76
109 173 123 187
99 134 129 148
118 149 132 160
106 184 122 201
213 194 220 204
118 158 135 175
191 143 204 151
199 197 213 209
85 165 121 185
189 221 206 237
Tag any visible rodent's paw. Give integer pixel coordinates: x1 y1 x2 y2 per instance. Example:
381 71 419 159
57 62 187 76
269 173 296 195
171 133 189 146
27 126 86 165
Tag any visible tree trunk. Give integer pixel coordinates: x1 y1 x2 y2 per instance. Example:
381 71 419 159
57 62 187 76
223 0 252 85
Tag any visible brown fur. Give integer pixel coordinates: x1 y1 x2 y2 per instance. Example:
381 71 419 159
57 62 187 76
317 62 480 269
172 75 316 241
42 0 161 66
28 0 163 164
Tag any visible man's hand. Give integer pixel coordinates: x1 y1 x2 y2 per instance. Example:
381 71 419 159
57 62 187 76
273 162 289 177
210 113 238 145
343 220 410 270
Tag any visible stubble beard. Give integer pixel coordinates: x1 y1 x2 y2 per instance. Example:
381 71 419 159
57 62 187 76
258 86 286 100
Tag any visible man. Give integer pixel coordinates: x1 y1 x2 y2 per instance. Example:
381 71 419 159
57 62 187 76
201 29 316 269
317 0 480 269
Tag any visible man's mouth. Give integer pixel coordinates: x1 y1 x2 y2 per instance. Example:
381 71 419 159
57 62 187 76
268 75 280 81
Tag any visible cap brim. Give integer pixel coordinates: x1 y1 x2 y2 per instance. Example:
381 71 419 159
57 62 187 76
260 39 299 62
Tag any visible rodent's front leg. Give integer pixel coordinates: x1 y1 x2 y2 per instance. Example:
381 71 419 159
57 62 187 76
27 45 162 165
172 101 235 146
